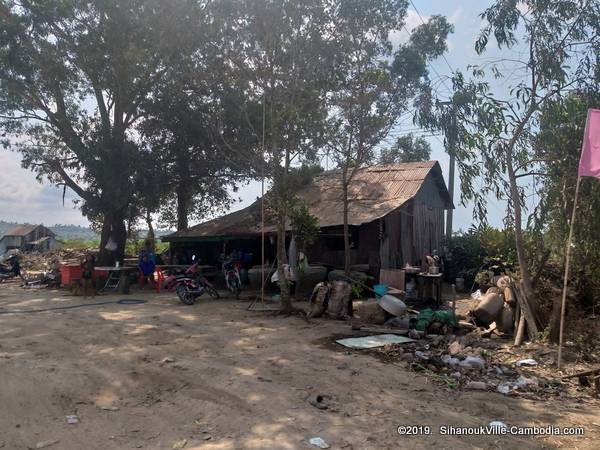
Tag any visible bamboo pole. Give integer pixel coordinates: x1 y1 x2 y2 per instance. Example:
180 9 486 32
558 175 581 369
261 95 266 304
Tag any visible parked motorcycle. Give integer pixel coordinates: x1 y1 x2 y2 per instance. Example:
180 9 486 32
171 260 220 305
0 256 22 283
223 260 242 299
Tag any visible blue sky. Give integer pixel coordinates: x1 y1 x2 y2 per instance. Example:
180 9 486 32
0 1 517 231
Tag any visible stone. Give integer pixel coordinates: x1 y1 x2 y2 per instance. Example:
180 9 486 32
448 341 463 356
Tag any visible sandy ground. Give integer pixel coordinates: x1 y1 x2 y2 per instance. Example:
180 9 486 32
0 283 599 450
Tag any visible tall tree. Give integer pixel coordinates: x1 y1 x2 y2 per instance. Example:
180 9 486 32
326 0 452 274
379 133 432 164
0 0 202 264
416 0 600 319
533 90 600 341
219 0 332 312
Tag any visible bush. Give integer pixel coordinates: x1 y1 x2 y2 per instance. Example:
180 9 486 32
445 226 516 290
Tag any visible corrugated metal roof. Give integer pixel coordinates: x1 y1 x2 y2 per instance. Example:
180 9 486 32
3 224 39 237
164 161 452 241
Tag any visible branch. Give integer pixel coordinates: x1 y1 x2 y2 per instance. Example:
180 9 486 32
515 171 548 179
46 158 93 202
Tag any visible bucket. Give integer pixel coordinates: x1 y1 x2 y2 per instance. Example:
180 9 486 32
373 284 388 298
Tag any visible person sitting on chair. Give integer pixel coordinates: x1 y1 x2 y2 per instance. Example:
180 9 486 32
138 254 156 288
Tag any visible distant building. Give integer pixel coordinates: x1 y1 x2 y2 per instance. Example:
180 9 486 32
163 161 453 274
0 224 60 254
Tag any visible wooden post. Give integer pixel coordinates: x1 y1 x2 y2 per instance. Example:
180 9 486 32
558 175 582 369
261 94 266 304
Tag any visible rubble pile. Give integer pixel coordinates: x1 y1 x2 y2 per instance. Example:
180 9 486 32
19 248 88 272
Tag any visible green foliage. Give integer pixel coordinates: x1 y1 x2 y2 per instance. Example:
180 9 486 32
290 203 320 253
125 239 168 257
379 133 432 164
533 90 600 311
445 226 516 287
59 239 100 250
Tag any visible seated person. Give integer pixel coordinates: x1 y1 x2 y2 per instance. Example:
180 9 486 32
139 239 157 264
138 254 156 287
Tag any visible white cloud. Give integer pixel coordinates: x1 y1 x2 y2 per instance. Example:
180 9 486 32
0 150 89 226
0 151 44 200
389 9 429 48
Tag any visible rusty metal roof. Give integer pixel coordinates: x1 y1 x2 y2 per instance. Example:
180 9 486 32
164 161 452 241
3 224 41 237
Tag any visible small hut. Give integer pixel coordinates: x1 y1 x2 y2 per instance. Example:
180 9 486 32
162 161 453 272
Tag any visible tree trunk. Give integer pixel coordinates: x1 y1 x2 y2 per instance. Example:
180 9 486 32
276 208 292 313
342 174 351 276
506 154 538 317
98 209 127 266
175 147 190 231
145 210 155 250
175 182 188 231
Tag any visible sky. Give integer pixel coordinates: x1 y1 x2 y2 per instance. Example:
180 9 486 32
0 0 517 231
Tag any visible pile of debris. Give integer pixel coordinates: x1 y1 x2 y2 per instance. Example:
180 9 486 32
374 333 600 400
19 248 88 272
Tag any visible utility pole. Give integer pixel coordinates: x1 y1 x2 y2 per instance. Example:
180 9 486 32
446 150 455 239
439 100 456 240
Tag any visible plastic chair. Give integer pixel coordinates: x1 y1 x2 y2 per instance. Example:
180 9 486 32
154 267 165 293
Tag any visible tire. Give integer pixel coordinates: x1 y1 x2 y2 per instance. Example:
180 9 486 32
206 286 220 299
176 284 195 305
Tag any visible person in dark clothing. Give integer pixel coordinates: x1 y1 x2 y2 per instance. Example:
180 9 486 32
81 253 95 298
138 254 156 288
8 256 24 280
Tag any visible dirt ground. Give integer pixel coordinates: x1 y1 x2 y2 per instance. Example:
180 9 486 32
0 283 598 450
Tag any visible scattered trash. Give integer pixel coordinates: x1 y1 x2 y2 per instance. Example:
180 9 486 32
465 381 487 390
161 357 175 365
100 406 119 411
172 439 187 449
514 375 539 390
441 354 460 367
408 329 425 340
471 289 482 300
459 355 486 370
307 394 331 410
516 358 538 367
414 350 430 361
33 440 60 449
65 415 79 424
309 437 330 449
336 334 415 349
497 384 511 394
489 421 508 431
201 435 212 441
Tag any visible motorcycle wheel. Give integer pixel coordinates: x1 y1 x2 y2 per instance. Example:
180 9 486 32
176 284 195 305
229 278 241 299
205 286 220 299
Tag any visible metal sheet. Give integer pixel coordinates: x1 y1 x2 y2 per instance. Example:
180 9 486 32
335 334 415 349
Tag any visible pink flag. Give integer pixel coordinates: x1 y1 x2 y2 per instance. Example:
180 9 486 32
578 109 600 179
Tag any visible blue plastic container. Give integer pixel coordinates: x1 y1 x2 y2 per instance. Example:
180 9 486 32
373 284 388 298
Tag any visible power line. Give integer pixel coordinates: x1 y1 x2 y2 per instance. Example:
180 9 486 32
408 0 456 76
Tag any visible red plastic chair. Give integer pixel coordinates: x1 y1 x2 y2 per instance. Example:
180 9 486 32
154 267 165 293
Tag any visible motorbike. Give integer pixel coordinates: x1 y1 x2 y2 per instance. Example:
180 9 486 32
0 256 22 283
223 260 242 299
171 260 220 305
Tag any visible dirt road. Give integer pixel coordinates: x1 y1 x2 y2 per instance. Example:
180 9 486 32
0 284 598 449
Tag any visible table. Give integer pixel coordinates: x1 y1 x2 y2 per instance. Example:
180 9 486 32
95 266 138 293
417 273 443 307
